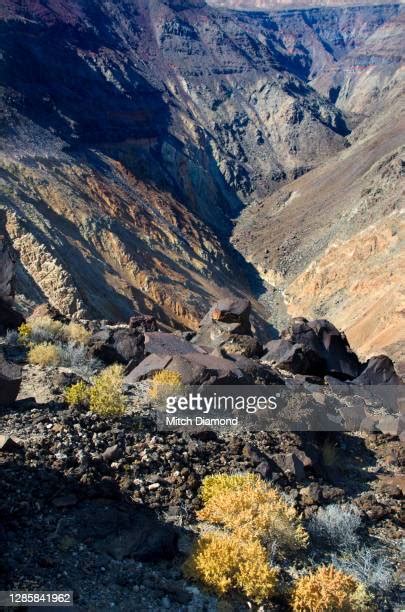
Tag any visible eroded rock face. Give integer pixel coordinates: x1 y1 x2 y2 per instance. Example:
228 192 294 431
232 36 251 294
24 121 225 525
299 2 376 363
0 210 25 332
0 0 351 327
0 210 15 304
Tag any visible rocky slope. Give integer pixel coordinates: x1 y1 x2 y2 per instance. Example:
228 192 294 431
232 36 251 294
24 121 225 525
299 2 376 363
210 0 398 8
233 65 404 364
1 0 403 360
0 0 356 328
0 297 403 610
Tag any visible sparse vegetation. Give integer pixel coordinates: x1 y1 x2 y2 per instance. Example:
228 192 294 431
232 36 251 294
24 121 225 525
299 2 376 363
89 364 126 417
65 366 126 415
17 322 32 344
185 472 307 604
65 322 91 345
58 342 101 377
64 381 91 408
184 531 278 603
149 370 184 403
290 565 372 612
308 503 361 550
25 317 66 344
197 472 309 555
19 317 90 346
332 546 394 591
28 342 62 366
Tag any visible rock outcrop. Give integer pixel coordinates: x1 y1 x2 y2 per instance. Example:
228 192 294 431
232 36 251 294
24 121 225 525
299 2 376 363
0 210 24 332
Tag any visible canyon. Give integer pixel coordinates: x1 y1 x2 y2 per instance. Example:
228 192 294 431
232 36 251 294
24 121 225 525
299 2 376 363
0 0 403 365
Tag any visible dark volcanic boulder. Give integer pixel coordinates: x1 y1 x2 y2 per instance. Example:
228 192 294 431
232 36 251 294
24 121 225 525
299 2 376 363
193 297 254 351
264 318 362 380
125 351 246 385
88 327 144 365
228 354 284 385
144 332 206 356
0 298 25 334
124 354 173 383
0 352 22 405
262 338 324 375
286 318 361 379
352 355 403 385
129 314 158 333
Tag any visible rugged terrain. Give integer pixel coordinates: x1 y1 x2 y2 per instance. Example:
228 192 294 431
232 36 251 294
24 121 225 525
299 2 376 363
0 290 404 610
0 1 404 356
232 5 405 365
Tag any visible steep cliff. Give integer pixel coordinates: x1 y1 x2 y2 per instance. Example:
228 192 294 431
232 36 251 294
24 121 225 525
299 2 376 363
0 0 352 326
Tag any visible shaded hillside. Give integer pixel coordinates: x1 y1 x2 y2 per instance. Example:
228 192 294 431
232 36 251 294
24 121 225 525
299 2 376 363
233 72 405 363
0 0 356 327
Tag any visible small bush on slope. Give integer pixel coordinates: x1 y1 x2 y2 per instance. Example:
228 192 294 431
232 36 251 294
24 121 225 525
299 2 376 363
331 546 394 591
65 366 126 415
89 364 126 417
184 531 278 603
64 322 91 345
308 504 361 550
290 565 372 611
28 343 62 366
149 370 184 404
58 342 101 378
198 473 309 554
64 381 90 408
185 473 309 604
19 317 90 346
25 317 66 344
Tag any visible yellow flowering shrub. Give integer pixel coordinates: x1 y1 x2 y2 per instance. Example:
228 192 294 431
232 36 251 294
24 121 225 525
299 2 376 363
89 364 126 416
184 531 278 603
64 381 90 408
291 565 372 612
198 473 309 554
18 322 32 344
149 370 184 403
28 343 61 366
65 322 91 344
